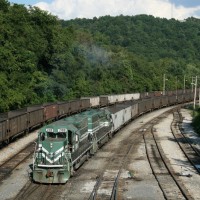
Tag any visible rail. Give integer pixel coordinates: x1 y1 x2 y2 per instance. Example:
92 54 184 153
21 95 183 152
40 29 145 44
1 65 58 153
88 177 101 200
171 110 200 174
143 112 194 200
110 170 120 200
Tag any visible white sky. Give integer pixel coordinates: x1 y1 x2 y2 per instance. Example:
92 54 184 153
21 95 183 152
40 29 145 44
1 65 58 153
10 0 200 20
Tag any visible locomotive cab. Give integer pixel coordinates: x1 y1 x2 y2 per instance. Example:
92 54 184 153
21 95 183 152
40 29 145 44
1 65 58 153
32 122 79 183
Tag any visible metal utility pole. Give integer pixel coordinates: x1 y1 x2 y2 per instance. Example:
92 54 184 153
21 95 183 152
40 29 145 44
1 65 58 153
199 87 200 107
163 74 167 95
183 75 186 93
176 76 177 97
192 77 195 92
193 76 197 110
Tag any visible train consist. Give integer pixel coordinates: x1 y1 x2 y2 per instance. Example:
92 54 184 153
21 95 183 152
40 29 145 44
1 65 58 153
32 89 195 183
0 90 194 145
0 93 140 144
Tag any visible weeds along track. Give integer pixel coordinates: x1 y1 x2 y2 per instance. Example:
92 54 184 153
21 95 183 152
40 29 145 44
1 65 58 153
171 111 200 174
0 142 35 182
143 114 193 200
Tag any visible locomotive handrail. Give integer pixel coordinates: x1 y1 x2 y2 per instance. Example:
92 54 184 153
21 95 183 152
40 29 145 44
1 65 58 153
32 141 38 170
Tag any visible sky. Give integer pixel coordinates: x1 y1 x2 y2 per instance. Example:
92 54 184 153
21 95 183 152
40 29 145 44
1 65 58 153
8 0 200 20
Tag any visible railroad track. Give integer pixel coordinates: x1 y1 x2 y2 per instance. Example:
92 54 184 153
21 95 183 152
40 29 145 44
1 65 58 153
171 110 200 174
88 136 138 200
88 110 173 200
0 141 35 182
11 106 194 200
143 114 194 200
14 180 60 200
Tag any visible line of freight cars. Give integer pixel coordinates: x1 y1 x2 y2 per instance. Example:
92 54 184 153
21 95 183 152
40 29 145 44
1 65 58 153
0 89 194 144
33 89 194 183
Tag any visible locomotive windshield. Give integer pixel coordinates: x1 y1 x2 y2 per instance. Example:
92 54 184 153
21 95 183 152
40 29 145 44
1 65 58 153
48 132 56 138
47 132 67 140
57 132 67 138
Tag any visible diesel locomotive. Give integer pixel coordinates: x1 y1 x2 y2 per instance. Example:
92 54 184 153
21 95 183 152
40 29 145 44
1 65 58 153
33 108 112 183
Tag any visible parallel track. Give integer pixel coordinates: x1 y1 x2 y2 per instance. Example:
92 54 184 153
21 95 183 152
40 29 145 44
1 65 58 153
3 105 197 200
143 113 194 200
171 111 200 174
88 110 174 200
88 134 140 200
14 180 59 200
0 142 35 182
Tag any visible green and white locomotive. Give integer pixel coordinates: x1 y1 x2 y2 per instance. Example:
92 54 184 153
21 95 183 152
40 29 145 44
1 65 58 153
32 108 112 183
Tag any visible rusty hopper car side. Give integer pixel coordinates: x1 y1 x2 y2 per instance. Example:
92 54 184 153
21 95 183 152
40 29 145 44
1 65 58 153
161 96 168 107
138 99 153 114
153 97 162 109
27 105 44 129
184 93 192 102
43 103 58 121
81 97 100 108
69 100 81 113
3 109 28 139
168 95 177 105
58 102 70 118
100 96 109 106
177 94 184 103
80 99 90 111
0 118 7 143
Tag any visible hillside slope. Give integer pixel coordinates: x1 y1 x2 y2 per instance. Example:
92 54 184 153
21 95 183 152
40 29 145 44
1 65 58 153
0 0 200 111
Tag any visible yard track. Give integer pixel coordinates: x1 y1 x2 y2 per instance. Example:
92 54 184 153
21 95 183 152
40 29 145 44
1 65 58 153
88 110 176 200
143 111 194 200
88 134 137 200
14 180 61 200
171 111 200 174
0 142 35 183
11 106 196 200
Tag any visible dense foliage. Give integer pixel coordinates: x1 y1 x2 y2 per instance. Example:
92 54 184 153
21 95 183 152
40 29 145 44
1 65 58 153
0 0 200 112
191 107 200 135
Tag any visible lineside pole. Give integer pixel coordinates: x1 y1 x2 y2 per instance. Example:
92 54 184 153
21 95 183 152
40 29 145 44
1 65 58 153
193 76 197 110
199 87 200 107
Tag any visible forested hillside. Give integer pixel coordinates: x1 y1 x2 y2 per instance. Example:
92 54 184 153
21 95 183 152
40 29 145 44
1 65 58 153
64 15 200 62
0 0 200 112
